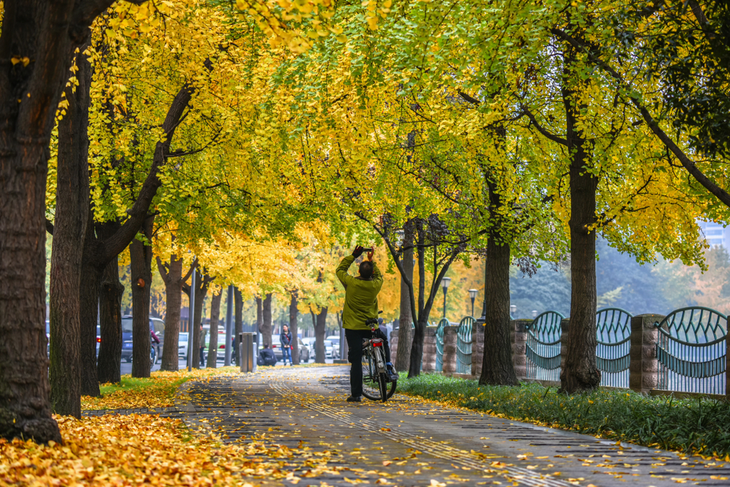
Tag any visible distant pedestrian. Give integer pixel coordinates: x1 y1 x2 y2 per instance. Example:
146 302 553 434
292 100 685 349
280 325 293 366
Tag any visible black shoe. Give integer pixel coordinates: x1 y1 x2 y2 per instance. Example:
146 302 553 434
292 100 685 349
387 365 398 382
346 396 362 403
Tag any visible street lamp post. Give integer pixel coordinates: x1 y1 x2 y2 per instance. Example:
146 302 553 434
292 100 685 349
187 266 197 372
468 289 478 317
441 277 451 319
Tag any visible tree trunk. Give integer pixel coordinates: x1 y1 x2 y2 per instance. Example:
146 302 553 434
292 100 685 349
315 307 328 363
158 255 183 371
290 291 300 364
559 39 600 393
79 253 101 396
130 218 153 378
234 288 243 365
0 0 100 445
184 272 211 369
408 221 427 377
48 43 91 417
89 221 121 387
261 294 273 346
207 291 222 367
479 232 519 386
395 221 414 372
97 257 124 384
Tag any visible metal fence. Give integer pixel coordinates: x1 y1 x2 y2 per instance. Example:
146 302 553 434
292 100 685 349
525 311 564 382
655 307 727 395
596 308 633 388
434 318 447 372
456 316 475 375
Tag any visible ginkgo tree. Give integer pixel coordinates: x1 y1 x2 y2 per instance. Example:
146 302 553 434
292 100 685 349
3 0 367 442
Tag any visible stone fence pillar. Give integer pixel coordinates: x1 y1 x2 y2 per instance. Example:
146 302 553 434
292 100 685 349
512 319 530 380
629 314 662 393
421 327 438 372
390 328 400 365
442 326 458 374
559 318 570 378
471 324 484 377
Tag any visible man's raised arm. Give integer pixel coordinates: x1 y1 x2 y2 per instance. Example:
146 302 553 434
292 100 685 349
336 255 355 287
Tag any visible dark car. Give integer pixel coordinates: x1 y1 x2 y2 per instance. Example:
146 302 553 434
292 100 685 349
121 316 164 364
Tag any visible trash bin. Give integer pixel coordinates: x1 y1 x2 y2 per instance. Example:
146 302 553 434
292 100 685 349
239 332 257 373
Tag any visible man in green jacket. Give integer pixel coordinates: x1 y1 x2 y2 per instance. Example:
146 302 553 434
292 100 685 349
336 245 396 402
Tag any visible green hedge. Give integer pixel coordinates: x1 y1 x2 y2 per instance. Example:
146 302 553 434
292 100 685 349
398 373 730 458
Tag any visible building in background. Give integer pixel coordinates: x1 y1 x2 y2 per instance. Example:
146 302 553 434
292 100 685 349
698 221 730 248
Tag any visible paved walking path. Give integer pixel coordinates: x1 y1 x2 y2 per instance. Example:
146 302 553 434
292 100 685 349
175 366 730 486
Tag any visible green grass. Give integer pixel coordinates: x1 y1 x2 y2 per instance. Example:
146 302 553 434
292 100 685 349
398 373 730 458
98 376 188 396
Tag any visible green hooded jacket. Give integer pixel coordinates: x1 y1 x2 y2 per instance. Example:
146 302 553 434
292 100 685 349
336 255 383 330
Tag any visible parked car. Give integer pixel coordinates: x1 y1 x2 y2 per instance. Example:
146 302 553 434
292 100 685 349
323 339 336 359
273 337 310 363
326 335 341 359
204 330 229 361
298 337 337 360
121 316 164 364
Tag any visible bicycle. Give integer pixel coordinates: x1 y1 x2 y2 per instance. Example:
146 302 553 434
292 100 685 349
361 318 397 402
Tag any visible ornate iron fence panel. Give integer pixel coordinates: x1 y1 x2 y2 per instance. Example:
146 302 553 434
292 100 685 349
456 317 474 375
596 308 633 388
654 307 727 395
435 319 448 372
526 311 564 381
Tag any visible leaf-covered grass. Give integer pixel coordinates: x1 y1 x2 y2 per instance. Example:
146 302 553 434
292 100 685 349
398 373 730 459
1 414 345 485
82 367 241 410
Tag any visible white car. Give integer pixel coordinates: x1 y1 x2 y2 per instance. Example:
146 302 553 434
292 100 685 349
326 335 341 359
178 332 189 358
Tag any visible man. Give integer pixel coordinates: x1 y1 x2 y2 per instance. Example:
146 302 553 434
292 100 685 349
336 245 397 403
257 344 277 366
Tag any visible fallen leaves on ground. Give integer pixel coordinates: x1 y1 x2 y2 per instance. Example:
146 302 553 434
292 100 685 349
0 413 344 486
81 367 242 410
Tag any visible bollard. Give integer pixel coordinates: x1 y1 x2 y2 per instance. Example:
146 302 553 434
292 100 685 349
239 332 257 373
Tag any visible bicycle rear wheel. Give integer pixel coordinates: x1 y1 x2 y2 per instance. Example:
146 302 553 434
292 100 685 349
362 349 382 401
362 348 397 401
377 371 388 402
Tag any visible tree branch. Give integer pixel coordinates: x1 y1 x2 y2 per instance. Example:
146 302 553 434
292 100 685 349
520 105 568 146
550 27 730 208
103 83 194 260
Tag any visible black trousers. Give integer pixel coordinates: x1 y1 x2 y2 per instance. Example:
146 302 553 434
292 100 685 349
345 328 391 398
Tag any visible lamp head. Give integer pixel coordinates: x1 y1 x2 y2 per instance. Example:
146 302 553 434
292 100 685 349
441 276 451 290
468 288 478 300
395 229 405 247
